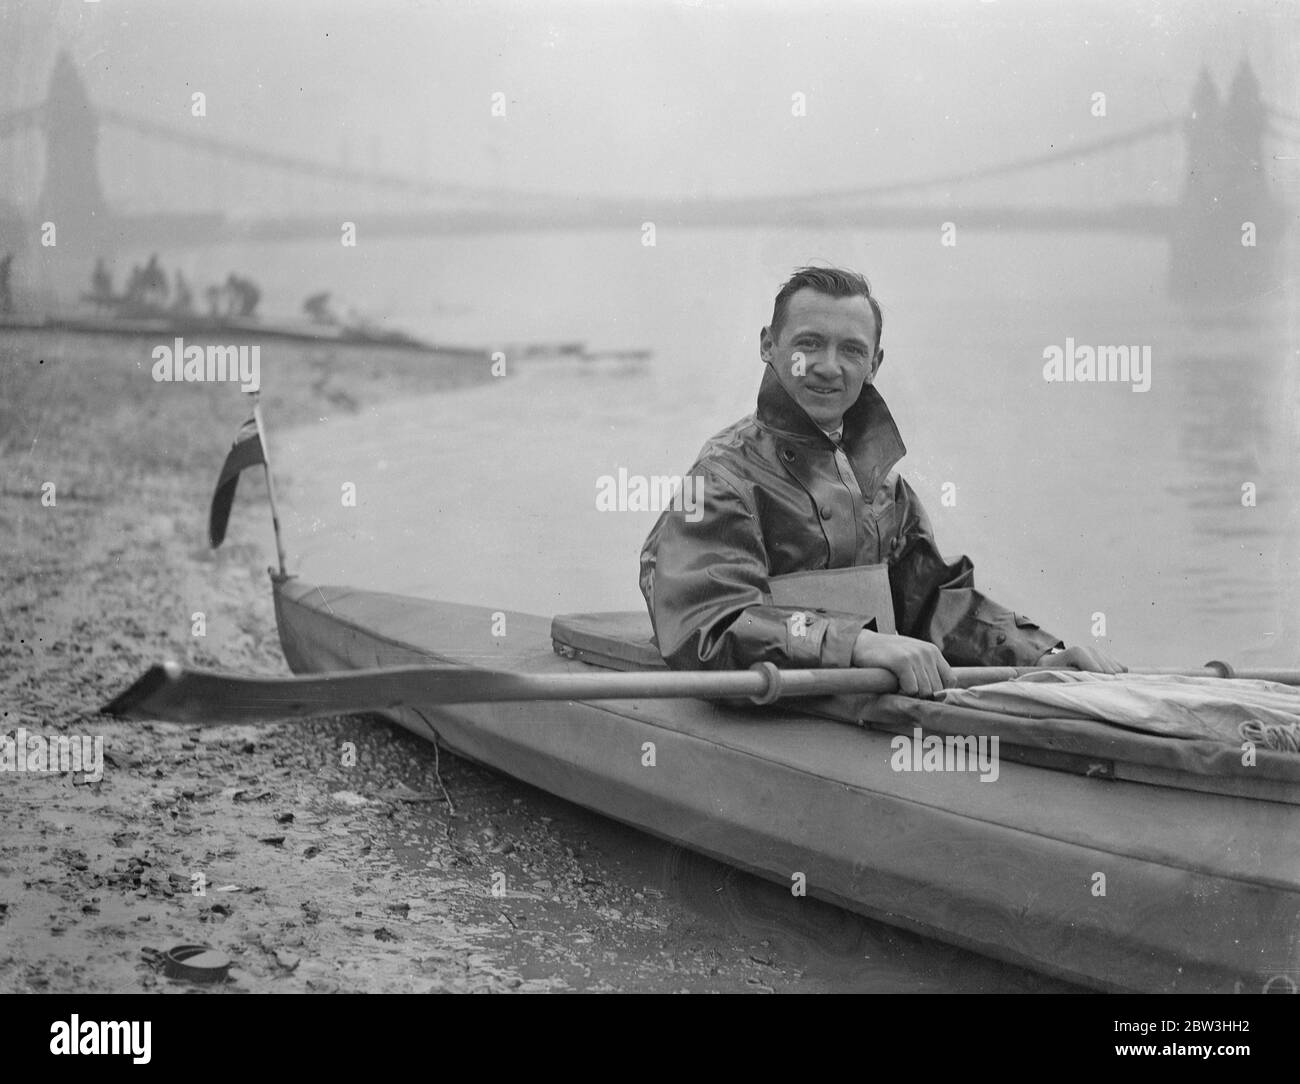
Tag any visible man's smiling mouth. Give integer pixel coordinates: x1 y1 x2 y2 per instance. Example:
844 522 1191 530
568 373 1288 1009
806 386 840 396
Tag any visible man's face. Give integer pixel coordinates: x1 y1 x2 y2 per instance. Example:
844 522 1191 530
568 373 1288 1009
760 288 882 431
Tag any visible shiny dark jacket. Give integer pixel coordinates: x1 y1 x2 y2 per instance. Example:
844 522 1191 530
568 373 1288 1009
639 366 1061 671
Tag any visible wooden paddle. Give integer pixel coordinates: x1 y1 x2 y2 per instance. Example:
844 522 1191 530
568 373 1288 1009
100 658 1300 725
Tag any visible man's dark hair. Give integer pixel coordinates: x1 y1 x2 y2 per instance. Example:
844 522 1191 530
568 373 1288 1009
769 265 883 348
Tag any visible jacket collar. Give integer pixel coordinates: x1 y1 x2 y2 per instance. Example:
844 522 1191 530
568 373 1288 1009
756 364 906 475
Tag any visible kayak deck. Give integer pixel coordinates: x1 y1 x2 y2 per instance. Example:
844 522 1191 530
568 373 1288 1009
272 575 1300 993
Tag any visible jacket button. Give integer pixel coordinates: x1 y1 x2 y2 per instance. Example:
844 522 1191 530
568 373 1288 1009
820 507 832 520
782 449 795 462
996 633 1007 645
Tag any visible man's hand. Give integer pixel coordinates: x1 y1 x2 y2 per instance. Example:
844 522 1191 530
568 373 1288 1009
852 629 955 698
1035 645 1126 674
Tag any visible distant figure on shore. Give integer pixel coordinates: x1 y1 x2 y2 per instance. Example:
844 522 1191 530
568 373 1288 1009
124 260 168 308
124 264 144 304
198 272 262 319
91 258 113 300
303 291 338 325
171 270 194 314
226 273 261 318
140 254 168 308
0 253 13 314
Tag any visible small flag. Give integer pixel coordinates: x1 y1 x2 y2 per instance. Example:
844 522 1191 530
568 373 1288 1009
209 417 265 547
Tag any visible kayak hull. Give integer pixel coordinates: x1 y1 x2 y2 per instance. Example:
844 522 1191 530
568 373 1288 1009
272 575 1300 993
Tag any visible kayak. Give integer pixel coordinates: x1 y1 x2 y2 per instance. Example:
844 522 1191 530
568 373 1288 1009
269 572 1300 994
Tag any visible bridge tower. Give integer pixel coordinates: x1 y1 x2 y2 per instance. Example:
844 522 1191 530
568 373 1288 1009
30 52 110 294
1169 59 1283 303
1221 58 1273 209
37 51 107 223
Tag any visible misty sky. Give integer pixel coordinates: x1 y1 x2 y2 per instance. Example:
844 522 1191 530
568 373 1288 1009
1 0 1296 205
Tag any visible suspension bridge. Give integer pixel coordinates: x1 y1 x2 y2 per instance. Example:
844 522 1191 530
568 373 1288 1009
0 52 1295 299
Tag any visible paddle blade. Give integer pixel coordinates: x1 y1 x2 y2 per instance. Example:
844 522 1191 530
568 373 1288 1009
100 662 557 724
102 661 359 723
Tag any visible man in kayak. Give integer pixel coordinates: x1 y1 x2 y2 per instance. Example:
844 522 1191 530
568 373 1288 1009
639 265 1123 696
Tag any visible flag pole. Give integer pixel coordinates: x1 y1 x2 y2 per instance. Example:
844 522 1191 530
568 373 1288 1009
250 391 288 578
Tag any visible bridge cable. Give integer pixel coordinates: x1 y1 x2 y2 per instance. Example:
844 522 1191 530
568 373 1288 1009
97 107 564 204
784 119 1183 204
